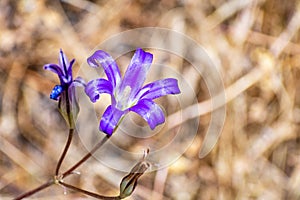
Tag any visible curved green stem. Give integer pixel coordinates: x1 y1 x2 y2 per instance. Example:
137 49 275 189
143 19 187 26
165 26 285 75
60 181 121 200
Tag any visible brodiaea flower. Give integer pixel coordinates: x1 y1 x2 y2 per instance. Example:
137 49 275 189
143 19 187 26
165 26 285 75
44 49 85 128
85 48 180 135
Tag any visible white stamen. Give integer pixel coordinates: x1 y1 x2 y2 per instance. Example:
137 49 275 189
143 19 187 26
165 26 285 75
116 86 132 110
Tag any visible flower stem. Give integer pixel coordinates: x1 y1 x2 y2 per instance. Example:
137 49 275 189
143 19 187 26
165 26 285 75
13 180 54 200
60 181 121 199
55 128 74 175
62 135 110 178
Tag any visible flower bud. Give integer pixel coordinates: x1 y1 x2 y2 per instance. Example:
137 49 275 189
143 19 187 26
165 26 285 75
119 161 150 199
58 86 79 129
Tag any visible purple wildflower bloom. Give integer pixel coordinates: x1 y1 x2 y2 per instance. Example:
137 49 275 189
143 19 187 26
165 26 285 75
44 49 85 127
85 48 180 135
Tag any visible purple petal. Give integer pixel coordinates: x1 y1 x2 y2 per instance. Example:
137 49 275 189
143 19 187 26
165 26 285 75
66 58 75 79
100 105 125 135
119 48 153 98
138 78 180 100
44 64 64 77
129 99 165 130
85 78 113 103
59 49 69 75
87 50 121 88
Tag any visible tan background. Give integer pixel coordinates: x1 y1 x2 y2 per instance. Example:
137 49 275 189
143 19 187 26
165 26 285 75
1 0 300 199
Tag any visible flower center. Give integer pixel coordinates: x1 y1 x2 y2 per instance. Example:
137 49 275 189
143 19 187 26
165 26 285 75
116 86 132 110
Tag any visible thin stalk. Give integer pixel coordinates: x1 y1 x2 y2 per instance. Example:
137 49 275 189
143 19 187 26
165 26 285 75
62 135 110 178
13 180 54 200
60 181 120 200
55 128 74 175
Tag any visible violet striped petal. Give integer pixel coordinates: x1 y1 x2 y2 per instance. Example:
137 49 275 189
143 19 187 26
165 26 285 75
129 99 165 130
138 78 180 100
44 64 64 77
59 49 70 75
85 78 113 103
67 58 75 78
87 50 121 88
100 105 125 135
119 48 153 98
60 58 75 84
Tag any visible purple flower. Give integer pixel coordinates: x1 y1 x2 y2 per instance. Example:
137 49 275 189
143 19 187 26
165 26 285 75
44 49 85 127
85 48 180 135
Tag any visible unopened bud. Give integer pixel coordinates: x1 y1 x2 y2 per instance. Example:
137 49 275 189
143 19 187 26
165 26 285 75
119 161 150 199
58 86 79 129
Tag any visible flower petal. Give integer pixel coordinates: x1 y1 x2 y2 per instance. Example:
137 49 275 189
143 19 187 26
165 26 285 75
100 105 125 135
59 49 69 75
138 78 180 100
44 64 64 77
85 78 113 103
119 48 153 98
87 50 121 88
64 58 75 82
129 99 165 130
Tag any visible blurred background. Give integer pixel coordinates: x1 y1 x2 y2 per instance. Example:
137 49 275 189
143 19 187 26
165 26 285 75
1 0 300 199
